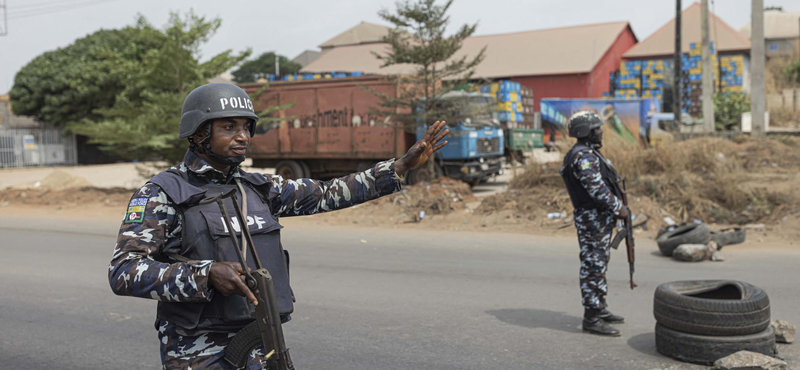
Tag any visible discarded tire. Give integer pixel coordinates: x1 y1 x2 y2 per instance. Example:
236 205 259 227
655 323 777 365
654 280 771 336
710 228 746 248
656 223 710 256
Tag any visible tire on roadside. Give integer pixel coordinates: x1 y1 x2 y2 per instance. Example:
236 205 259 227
656 223 710 256
655 323 777 365
710 228 746 248
653 280 771 336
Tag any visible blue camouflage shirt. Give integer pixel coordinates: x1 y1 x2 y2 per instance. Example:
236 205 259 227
571 148 623 216
108 150 401 304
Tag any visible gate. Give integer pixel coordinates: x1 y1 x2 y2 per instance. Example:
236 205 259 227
0 127 77 168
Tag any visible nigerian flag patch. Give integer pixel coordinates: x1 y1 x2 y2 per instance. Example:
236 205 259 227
124 197 148 223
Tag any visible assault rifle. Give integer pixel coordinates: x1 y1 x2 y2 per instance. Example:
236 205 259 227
610 179 637 290
200 189 295 370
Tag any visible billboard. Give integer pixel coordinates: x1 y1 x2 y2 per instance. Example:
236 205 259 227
540 98 661 144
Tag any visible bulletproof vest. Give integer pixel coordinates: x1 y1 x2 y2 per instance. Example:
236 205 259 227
149 169 294 332
560 143 623 210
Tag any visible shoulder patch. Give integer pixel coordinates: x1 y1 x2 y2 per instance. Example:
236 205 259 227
579 160 593 171
124 197 148 223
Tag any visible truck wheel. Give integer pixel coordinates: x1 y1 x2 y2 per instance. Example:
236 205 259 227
275 160 304 180
299 161 311 179
407 162 442 185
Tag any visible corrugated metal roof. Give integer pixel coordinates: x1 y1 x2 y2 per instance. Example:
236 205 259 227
738 10 800 40
623 2 750 59
318 22 392 49
303 21 633 78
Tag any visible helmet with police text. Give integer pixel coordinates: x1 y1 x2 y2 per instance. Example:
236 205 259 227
567 111 604 138
179 83 259 139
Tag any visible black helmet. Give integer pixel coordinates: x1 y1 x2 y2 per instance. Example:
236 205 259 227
567 111 603 138
179 83 259 139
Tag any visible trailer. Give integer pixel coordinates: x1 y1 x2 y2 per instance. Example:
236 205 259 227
241 76 505 184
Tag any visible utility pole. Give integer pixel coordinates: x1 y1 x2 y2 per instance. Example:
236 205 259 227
0 0 7 36
275 54 280 76
673 0 682 125
701 0 715 132
751 0 766 137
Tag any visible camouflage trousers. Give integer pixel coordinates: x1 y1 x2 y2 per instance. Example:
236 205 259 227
157 319 266 370
574 208 615 310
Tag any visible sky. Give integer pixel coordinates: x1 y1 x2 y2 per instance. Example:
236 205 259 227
1 0 799 94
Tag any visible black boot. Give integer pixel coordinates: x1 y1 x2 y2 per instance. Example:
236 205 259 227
597 309 625 324
582 309 621 337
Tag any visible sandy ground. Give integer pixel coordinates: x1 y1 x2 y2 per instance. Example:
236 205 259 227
1 156 797 252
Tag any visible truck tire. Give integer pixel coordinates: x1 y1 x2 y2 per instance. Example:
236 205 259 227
653 280 771 336
655 323 777 365
406 162 442 185
656 223 710 256
223 321 262 368
299 161 311 179
710 228 746 248
275 160 304 181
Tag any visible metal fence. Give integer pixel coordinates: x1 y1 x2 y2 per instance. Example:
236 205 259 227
0 126 77 168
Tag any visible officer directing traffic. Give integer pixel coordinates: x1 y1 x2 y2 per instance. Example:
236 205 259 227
108 83 449 369
560 111 629 337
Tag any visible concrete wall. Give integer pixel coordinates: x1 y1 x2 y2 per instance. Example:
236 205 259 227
767 88 800 111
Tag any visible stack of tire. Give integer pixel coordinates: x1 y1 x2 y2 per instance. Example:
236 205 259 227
654 280 778 365
656 223 710 256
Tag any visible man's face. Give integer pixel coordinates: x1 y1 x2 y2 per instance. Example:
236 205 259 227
589 126 603 145
195 117 252 157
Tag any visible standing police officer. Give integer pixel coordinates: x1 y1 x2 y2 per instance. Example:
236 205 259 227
560 111 629 337
108 83 449 369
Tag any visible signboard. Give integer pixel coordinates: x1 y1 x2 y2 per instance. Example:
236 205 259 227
23 135 36 150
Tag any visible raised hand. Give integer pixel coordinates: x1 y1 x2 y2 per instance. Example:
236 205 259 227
394 121 449 174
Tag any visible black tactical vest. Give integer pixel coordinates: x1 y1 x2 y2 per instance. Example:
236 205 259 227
150 169 294 332
560 143 623 210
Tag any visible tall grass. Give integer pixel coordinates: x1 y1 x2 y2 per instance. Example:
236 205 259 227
511 134 800 224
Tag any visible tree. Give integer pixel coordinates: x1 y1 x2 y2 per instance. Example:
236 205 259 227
67 11 250 163
232 52 303 83
371 0 486 128
713 92 750 131
9 23 163 125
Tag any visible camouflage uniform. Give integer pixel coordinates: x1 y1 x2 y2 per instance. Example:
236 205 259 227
569 146 623 310
109 150 401 369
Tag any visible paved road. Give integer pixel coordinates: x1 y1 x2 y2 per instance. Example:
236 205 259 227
0 215 797 370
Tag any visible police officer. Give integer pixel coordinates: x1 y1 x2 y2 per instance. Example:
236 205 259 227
108 83 449 369
560 111 629 337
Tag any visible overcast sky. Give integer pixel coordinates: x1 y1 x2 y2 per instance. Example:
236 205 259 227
1 0 798 94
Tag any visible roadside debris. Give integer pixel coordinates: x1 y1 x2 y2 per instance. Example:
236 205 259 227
771 320 796 344
713 351 787 370
711 228 747 249
672 244 713 262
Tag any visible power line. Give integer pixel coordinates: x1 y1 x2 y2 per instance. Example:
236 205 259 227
7 0 122 21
